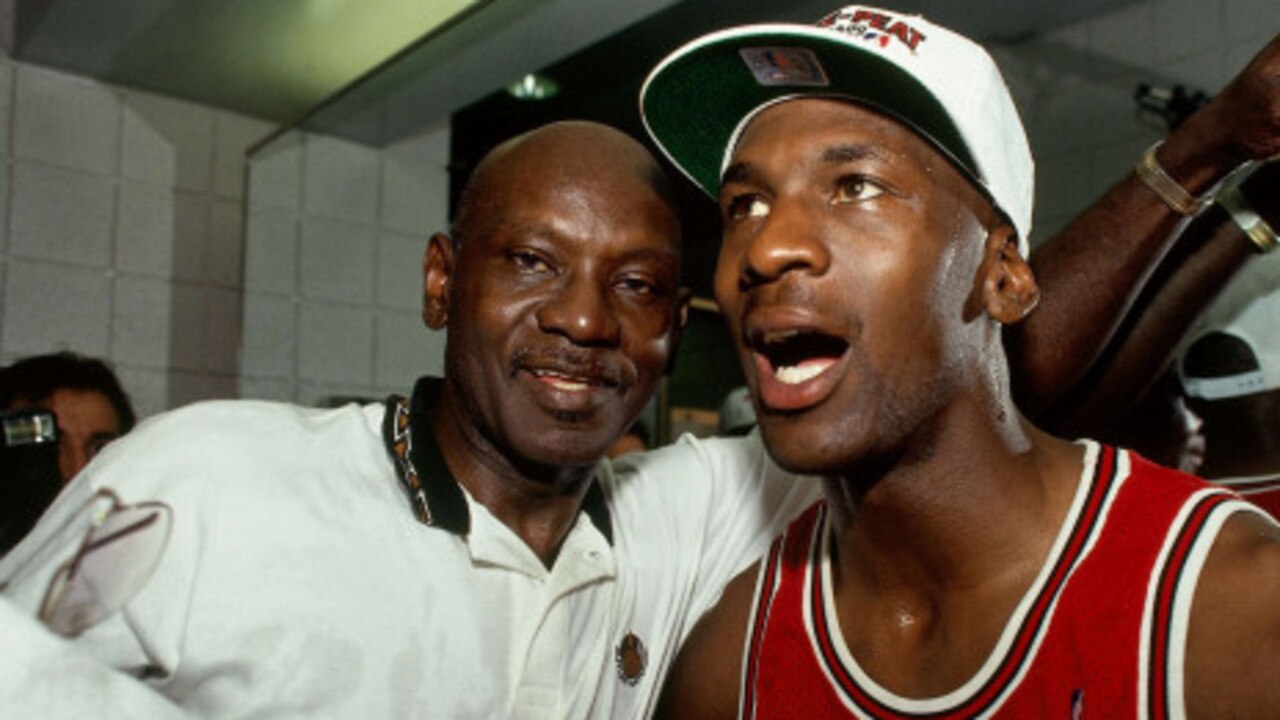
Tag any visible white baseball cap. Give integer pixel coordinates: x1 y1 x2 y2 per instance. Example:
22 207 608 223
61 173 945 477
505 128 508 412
1181 269 1280 401
641 4 1035 253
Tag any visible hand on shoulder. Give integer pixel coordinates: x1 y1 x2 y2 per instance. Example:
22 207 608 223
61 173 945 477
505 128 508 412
656 560 760 719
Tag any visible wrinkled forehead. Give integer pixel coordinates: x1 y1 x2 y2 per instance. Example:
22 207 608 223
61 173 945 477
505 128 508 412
462 160 681 257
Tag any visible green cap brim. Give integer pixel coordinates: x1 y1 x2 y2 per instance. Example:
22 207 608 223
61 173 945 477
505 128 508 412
642 28 976 198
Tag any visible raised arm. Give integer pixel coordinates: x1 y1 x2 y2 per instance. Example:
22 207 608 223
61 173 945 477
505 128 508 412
1041 163 1280 436
1010 34 1280 422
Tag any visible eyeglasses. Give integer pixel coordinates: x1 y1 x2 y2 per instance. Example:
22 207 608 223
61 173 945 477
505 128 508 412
38 488 172 638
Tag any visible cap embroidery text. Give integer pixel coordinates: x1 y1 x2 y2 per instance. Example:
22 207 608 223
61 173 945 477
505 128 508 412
820 8 927 52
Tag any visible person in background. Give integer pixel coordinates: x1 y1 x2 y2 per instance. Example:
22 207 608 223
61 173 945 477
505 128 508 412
1179 262 1280 515
1099 367 1206 473
0 352 136 484
0 352 136 554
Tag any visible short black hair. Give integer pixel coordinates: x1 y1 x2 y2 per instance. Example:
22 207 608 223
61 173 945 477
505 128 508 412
1182 331 1260 380
0 352 136 432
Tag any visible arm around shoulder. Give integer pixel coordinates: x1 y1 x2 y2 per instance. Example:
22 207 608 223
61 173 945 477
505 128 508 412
657 561 761 719
1186 509 1280 718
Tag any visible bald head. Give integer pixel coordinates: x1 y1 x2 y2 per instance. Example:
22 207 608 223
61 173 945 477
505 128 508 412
421 120 691 475
453 121 678 244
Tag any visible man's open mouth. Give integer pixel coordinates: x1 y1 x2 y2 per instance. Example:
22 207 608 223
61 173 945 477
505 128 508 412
752 328 850 385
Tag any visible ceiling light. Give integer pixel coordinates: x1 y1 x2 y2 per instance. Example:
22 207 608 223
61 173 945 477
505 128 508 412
508 73 559 100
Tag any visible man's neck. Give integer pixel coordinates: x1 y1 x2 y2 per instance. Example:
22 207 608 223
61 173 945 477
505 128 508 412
818 401 1085 695
431 387 598 568
825 401 1079 581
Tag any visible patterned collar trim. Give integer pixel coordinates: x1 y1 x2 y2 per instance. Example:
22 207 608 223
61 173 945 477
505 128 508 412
381 376 613 544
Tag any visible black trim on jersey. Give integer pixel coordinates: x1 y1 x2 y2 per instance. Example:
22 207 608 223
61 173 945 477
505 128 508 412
741 531 789 720
1145 491 1233 719
382 376 613 543
806 445 1122 718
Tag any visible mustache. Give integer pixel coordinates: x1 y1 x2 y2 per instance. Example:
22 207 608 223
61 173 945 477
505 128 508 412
509 346 628 388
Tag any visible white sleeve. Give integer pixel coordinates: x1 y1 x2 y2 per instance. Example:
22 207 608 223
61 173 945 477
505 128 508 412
622 431 820 628
689 432 820 617
0 596 191 719
0 409 212 684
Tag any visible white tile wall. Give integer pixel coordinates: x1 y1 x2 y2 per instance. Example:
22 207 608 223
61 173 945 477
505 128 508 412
165 283 208 372
1003 0 1278 249
380 153 447 235
1225 0 1280 43
204 286 242 375
237 376 294 403
297 301 373 384
111 276 172 368
1161 50 1230 96
241 292 296 378
0 58 276 421
377 229 427 311
2 258 111 355
13 64 120 175
375 312 444 391
299 217 375 304
244 206 298 295
298 381 379 408
303 135 380 224
241 120 450 404
171 192 209 282
0 161 10 252
168 370 237 409
208 199 244 287
247 131 303 210
121 91 214 191
115 184 176 277
212 112 274 201
1228 31 1279 77
114 366 169 420
10 162 115 267
0 61 13 158
1153 0 1223 63
1090 3 1155 75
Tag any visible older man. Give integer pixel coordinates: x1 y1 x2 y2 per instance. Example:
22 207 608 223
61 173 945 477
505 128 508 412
0 122 814 718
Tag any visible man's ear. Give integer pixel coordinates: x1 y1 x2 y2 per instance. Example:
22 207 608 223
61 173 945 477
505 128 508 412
423 233 456 330
981 225 1040 324
665 288 693 376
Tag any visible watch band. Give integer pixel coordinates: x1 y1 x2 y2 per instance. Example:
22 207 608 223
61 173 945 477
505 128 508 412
1135 141 1209 216
1216 184 1279 253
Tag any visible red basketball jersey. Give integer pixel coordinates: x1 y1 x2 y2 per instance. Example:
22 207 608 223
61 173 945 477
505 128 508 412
739 443 1260 719
1211 473 1280 520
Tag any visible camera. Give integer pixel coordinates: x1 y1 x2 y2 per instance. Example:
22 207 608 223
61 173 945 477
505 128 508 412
0 409 61 555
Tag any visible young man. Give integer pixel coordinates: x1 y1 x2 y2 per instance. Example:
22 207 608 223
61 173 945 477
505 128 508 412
642 6 1280 717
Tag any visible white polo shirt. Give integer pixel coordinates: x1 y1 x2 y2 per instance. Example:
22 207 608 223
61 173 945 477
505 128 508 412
0 382 817 718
